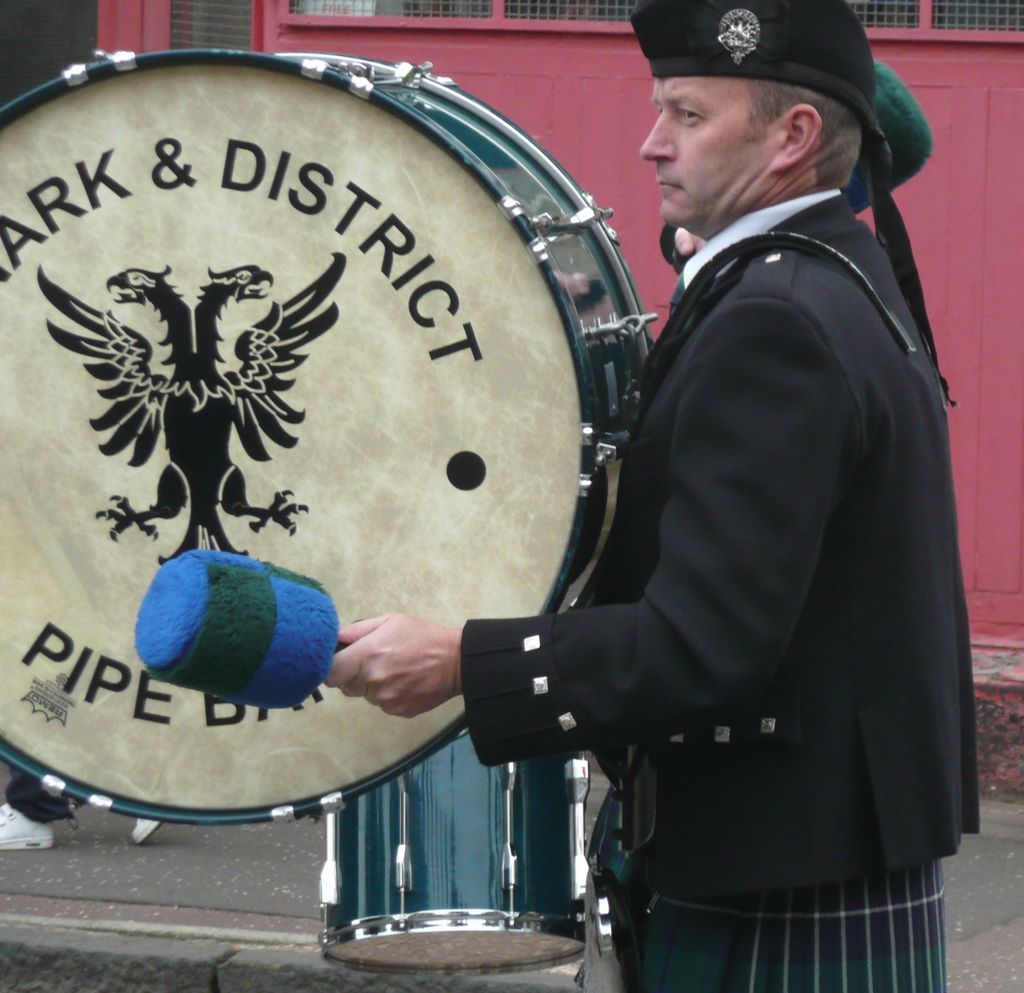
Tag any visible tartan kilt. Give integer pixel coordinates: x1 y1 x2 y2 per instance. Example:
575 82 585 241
590 797 948 993
642 862 947 993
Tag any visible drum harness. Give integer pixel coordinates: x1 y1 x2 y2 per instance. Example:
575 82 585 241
579 230 937 993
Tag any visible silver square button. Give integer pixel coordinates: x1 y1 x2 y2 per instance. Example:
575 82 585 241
523 635 541 652
714 726 731 744
532 677 549 695
558 712 577 732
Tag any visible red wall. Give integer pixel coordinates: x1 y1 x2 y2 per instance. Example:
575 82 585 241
98 3 1024 645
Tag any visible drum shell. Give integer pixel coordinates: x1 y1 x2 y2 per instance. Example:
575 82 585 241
321 735 584 972
326 734 577 928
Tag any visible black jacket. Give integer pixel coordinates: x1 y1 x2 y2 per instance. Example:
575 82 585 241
460 196 979 899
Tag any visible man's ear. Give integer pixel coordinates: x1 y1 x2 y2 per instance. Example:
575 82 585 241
771 103 824 174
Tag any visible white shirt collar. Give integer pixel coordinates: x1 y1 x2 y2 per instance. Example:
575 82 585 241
681 190 841 290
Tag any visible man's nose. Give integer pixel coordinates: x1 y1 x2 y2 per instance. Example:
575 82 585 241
640 116 672 161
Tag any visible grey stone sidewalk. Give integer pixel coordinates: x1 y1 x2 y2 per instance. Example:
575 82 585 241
1 764 1022 991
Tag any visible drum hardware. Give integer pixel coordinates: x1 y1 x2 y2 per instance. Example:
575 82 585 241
581 425 629 467
300 58 330 80
271 804 297 823
41 774 66 799
529 236 551 264
530 204 614 239
63 50 137 87
588 870 616 956
499 762 519 912
498 194 526 221
579 475 595 498
583 312 659 344
567 756 590 903
595 438 629 469
89 794 115 811
394 772 413 913
394 62 437 88
320 810 342 919
348 74 375 100
320 791 345 815
97 50 138 71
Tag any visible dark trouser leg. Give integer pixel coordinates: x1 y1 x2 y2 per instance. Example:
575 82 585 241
5 765 72 823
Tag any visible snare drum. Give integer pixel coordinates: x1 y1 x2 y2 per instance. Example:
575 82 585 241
0 51 644 972
321 733 591 972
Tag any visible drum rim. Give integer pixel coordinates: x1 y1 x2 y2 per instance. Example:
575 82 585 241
0 49 626 823
0 726 465 824
320 908 583 973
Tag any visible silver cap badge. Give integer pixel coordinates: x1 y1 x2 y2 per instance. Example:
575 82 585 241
718 9 761 65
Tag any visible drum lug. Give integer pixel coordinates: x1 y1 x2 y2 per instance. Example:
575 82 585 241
566 756 590 902
88 794 114 812
499 763 519 907
320 810 342 915
394 61 435 88
271 805 296 823
530 204 614 238
95 50 138 72
583 312 659 345
581 423 595 447
64 50 137 87
347 75 375 100
529 237 550 264
579 474 594 498
41 774 67 798
62 64 89 87
301 58 330 80
499 195 526 221
595 442 618 468
595 432 630 467
319 791 345 815
395 773 414 908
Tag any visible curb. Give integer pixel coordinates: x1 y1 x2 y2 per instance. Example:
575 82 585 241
973 651 1024 801
0 923 578 993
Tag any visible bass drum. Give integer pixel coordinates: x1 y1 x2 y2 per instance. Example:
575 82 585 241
0 50 647 824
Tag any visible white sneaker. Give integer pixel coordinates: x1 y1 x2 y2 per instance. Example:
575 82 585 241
131 818 162 845
0 803 54 850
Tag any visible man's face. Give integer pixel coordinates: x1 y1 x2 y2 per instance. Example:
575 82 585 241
640 76 778 240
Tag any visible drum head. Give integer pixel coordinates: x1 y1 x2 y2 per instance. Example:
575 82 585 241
0 54 586 820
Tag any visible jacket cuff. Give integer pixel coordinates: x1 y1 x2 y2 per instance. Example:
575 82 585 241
461 615 589 764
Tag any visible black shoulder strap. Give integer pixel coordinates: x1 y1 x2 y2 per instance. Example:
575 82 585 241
634 230 927 436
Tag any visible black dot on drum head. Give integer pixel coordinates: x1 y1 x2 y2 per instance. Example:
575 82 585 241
447 452 486 491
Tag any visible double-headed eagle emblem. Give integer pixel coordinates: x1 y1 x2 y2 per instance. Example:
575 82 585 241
38 253 346 561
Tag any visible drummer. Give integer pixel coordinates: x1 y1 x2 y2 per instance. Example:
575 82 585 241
327 0 979 990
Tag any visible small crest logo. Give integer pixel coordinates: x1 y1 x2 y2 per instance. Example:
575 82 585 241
718 9 761 65
21 677 76 727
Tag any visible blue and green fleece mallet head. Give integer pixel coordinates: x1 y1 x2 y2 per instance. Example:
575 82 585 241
135 550 338 709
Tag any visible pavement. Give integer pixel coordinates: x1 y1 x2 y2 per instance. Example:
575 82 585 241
1 652 1022 991
1 761 1023 993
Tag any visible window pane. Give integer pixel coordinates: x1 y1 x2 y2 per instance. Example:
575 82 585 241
933 0 1024 28
172 0 253 49
290 0 492 15
505 0 632 19
848 1 921 28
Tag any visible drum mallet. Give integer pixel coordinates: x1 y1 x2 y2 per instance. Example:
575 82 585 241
135 550 338 708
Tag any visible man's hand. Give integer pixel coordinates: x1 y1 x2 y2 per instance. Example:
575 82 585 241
325 614 463 719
